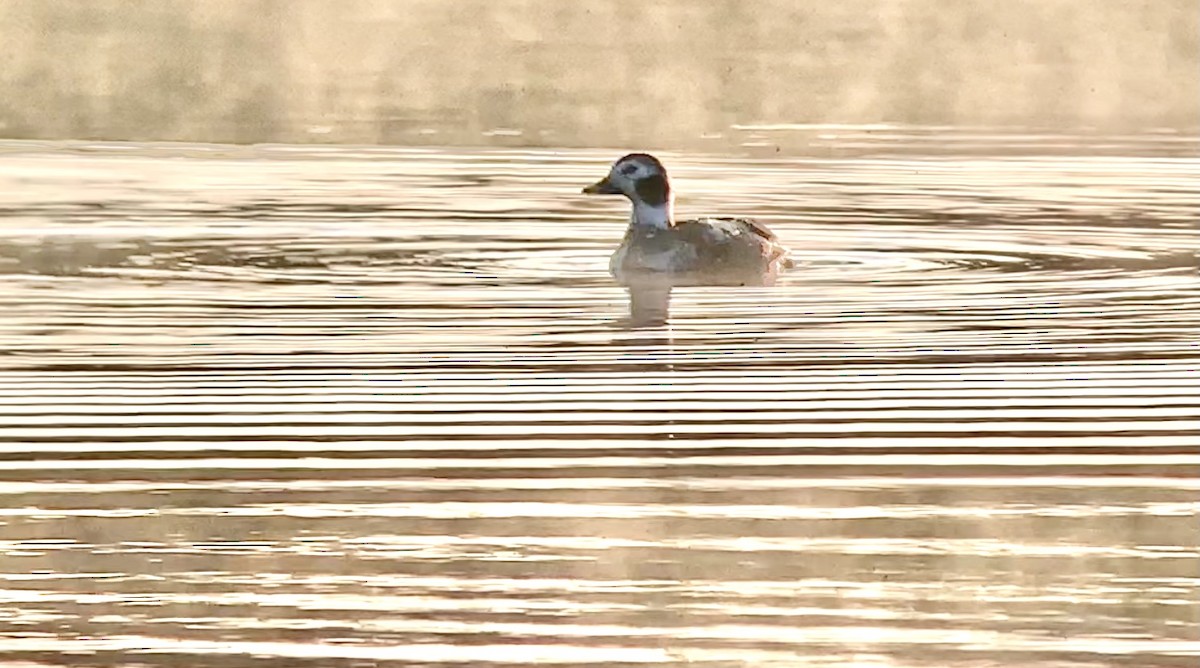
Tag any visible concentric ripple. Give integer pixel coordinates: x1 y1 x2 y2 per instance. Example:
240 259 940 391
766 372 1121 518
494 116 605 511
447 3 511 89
0 139 1197 668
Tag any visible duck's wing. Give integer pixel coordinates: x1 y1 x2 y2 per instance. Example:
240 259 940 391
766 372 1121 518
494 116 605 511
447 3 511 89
732 217 780 242
672 217 790 273
677 217 779 242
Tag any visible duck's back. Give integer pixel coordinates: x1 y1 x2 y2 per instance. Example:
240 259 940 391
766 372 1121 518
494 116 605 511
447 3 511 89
612 217 790 276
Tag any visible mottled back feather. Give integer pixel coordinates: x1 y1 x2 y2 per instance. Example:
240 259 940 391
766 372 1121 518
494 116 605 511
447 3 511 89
614 216 790 275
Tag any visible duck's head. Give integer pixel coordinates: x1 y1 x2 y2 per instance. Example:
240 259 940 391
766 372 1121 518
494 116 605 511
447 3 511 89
582 153 672 208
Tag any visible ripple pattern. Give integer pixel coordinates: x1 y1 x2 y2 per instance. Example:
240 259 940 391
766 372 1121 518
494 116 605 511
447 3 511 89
0 139 1197 667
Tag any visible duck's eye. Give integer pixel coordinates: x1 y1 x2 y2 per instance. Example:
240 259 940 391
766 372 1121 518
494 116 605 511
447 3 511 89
620 164 639 176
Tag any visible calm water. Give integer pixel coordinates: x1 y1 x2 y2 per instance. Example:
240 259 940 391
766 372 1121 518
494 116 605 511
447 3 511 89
0 134 1198 666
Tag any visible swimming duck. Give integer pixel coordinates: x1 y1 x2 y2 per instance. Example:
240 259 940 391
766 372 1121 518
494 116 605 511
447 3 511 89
582 153 792 279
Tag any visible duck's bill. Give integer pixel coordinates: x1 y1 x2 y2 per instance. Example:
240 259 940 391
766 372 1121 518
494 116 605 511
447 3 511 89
582 177 621 195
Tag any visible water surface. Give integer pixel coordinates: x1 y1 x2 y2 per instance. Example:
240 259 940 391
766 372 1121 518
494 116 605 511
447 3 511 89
0 135 1197 666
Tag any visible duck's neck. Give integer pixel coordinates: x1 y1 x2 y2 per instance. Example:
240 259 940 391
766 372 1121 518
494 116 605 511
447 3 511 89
628 173 674 232
630 199 675 232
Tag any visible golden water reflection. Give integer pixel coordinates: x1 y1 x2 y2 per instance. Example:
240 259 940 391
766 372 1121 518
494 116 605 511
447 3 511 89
0 139 1196 666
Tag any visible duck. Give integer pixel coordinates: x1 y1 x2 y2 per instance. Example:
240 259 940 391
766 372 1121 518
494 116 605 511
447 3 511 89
581 153 792 280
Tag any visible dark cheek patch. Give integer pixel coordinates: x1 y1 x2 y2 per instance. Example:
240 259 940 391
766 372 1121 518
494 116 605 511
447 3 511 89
634 174 669 206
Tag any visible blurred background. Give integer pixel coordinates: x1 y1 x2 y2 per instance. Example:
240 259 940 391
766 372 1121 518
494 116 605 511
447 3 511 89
1 0 1197 147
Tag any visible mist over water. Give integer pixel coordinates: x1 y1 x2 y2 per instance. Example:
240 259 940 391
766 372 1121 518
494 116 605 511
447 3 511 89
0 0 1197 146
0 2 1198 667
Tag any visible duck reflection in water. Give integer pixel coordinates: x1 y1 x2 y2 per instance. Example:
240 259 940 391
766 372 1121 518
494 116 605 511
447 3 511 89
581 153 793 327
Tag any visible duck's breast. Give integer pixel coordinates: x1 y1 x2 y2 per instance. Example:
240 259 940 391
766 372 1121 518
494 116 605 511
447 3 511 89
611 238 696 273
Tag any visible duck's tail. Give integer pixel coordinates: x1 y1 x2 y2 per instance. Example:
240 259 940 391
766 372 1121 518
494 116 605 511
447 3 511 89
773 244 797 271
